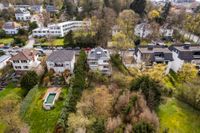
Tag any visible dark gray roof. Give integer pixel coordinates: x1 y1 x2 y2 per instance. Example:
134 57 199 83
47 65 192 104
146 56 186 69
170 44 200 61
47 50 75 62
88 47 109 60
136 45 173 61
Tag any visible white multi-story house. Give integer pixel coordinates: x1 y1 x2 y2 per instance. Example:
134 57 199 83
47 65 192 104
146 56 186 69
169 44 200 72
2 21 21 35
134 23 152 38
15 8 31 21
46 50 75 73
10 50 40 71
32 21 89 37
87 47 112 75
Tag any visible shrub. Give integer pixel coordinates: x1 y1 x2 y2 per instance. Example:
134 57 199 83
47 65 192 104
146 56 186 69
130 76 161 110
111 54 129 74
132 121 155 133
20 71 39 94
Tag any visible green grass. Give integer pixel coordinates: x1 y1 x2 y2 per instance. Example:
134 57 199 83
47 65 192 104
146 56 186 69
157 98 200 133
40 39 64 46
0 38 14 45
24 87 68 133
0 83 23 132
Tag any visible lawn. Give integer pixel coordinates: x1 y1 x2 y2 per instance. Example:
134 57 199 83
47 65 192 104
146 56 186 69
157 98 200 133
37 39 64 47
0 83 24 133
0 38 14 45
24 87 68 133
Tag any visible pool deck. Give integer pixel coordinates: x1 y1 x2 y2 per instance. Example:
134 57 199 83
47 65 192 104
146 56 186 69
43 87 61 101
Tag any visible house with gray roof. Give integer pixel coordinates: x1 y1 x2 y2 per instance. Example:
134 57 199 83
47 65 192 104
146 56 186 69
169 44 200 72
15 8 31 21
135 45 173 65
46 50 75 73
87 47 112 75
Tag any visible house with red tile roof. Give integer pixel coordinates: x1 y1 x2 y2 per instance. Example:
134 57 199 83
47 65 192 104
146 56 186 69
10 49 40 71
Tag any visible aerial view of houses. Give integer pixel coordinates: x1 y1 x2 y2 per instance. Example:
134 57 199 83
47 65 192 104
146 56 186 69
0 0 200 133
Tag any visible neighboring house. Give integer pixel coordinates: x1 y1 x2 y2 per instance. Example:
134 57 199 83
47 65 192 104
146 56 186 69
30 14 44 27
160 25 174 39
0 55 10 69
169 44 200 72
31 5 43 13
87 47 112 75
46 5 58 13
46 50 75 73
15 8 31 21
14 5 30 10
134 23 152 38
134 45 173 71
32 21 90 37
10 50 40 71
2 21 21 35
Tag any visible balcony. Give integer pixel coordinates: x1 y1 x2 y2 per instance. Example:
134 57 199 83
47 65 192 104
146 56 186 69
193 55 200 59
154 56 164 62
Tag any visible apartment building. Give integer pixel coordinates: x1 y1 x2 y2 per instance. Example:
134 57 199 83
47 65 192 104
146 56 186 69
32 21 89 37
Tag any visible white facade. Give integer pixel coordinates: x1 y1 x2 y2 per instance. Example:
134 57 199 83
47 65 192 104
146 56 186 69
170 51 184 72
10 51 40 71
46 56 75 73
2 22 21 35
15 8 31 21
87 47 112 75
0 55 10 69
134 23 152 38
32 21 89 37
160 28 174 37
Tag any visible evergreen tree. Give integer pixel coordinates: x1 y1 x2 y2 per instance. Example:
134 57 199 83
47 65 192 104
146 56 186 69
130 0 146 17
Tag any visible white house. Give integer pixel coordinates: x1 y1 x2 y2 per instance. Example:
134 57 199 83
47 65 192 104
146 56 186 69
87 47 112 75
134 23 152 38
10 50 40 71
0 55 10 69
2 21 21 35
170 44 200 72
32 21 89 37
46 50 75 73
15 8 31 21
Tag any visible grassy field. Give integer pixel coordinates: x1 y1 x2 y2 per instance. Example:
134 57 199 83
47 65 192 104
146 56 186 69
157 98 200 133
0 38 14 45
38 39 64 47
24 87 68 133
0 83 24 133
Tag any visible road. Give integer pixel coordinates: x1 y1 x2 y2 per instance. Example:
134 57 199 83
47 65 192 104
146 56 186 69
23 36 35 49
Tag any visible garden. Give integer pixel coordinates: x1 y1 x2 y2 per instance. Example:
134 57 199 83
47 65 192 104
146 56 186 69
34 38 64 47
0 38 14 45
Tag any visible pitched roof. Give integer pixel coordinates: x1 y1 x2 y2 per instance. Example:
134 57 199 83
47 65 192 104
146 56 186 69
47 50 75 62
88 47 110 60
3 21 21 29
15 8 29 14
10 50 37 61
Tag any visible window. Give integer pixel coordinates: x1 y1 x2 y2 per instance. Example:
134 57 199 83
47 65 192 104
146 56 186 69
21 60 27 63
15 66 21 69
23 66 28 69
13 60 19 63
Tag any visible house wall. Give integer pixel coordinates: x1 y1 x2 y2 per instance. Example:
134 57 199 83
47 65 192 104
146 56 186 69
46 55 75 73
170 51 184 72
3 28 19 35
15 12 31 21
11 55 40 71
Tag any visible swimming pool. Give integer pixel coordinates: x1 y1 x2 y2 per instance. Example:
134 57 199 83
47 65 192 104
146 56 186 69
43 93 57 110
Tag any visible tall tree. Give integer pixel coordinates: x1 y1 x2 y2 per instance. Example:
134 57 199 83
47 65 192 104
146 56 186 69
130 0 146 17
